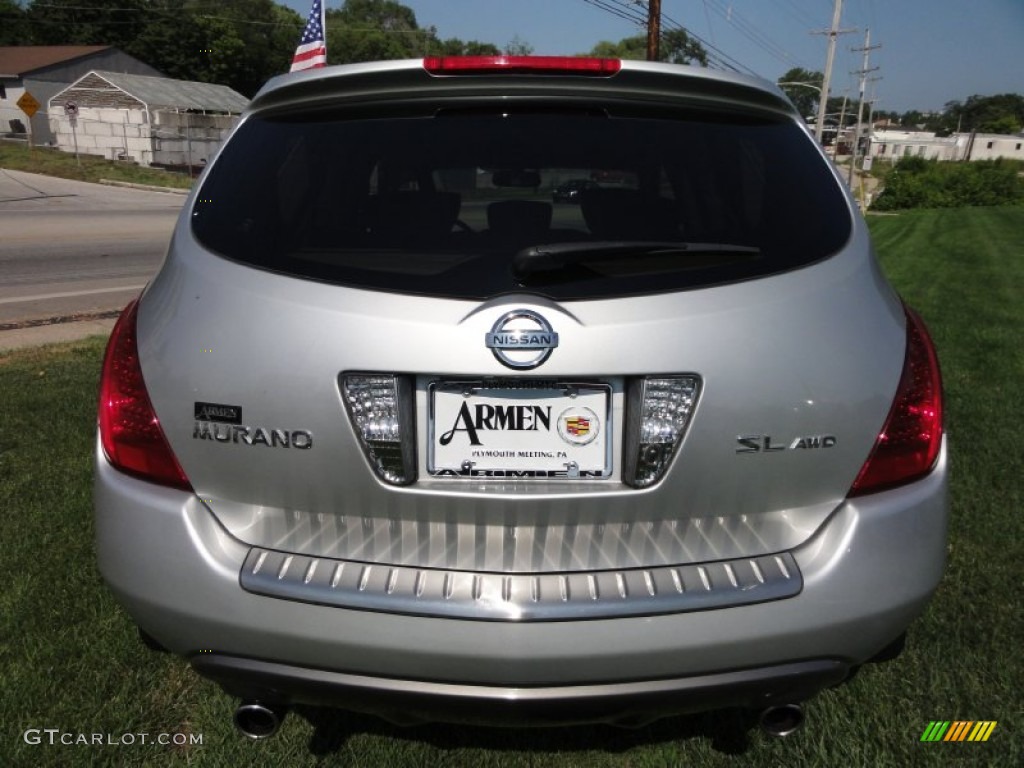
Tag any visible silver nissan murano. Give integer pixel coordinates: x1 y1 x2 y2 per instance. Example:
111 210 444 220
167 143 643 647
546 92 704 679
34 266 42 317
94 56 947 738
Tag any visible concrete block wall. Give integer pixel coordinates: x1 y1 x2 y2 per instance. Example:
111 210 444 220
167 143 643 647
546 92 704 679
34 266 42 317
151 111 240 167
49 107 154 164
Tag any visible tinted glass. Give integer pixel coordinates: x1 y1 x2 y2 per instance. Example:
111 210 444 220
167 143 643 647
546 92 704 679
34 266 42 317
192 108 851 300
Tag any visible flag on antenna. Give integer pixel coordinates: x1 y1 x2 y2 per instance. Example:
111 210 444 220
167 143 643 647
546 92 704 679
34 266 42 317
290 0 327 72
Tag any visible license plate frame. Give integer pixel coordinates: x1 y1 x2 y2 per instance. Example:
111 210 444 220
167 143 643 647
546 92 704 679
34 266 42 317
428 380 612 479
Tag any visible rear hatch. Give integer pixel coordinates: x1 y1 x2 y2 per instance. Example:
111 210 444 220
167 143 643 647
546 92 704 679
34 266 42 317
139 59 906 577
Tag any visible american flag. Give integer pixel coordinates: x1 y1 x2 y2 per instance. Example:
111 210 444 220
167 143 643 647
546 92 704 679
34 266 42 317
290 0 327 72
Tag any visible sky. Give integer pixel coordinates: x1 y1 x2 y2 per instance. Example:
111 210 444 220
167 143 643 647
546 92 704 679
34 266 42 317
282 0 1024 114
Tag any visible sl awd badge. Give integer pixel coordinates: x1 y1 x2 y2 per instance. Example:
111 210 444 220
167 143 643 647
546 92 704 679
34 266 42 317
485 309 559 370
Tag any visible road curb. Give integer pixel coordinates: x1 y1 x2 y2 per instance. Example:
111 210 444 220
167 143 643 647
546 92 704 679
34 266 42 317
0 317 116 352
99 179 190 195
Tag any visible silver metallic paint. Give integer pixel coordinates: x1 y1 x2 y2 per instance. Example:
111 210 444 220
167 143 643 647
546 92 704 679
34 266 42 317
136 219 902 569
94 437 948 685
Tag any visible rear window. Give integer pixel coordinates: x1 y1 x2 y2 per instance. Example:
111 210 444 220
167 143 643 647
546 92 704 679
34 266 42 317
192 107 851 300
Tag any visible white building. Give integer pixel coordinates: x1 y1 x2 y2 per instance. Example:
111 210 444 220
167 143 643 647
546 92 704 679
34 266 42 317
868 130 959 162
47 70 247 170
869 128 1024 163
963 133 1024 162
0 46 161 145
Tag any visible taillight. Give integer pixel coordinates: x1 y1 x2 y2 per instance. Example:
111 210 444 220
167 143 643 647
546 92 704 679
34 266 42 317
98 299 192 491
850 306 943 496
340 374 416 485
423 55 621 76
624 376 701 488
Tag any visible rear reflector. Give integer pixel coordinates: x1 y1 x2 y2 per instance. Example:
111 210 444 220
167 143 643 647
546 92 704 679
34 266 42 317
850 306 943 496
624 376 702 488
98 299 192 491
340 374 416 485
423 56 621 76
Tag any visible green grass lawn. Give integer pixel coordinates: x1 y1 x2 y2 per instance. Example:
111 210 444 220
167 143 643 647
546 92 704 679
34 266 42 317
1 207 1021 766
0 141 193 190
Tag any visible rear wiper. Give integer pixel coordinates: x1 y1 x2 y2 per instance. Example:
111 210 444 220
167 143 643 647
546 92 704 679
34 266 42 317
511 241 760 279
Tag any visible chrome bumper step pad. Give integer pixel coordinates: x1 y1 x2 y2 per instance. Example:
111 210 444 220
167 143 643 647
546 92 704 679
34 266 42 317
240 548 801 620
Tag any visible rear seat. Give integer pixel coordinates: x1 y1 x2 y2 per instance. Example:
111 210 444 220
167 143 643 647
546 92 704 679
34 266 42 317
580 188 680 240
486 200 553 243
365 191 462 246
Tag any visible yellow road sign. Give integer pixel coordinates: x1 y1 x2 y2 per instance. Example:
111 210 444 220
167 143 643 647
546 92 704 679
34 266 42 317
17 91 40 118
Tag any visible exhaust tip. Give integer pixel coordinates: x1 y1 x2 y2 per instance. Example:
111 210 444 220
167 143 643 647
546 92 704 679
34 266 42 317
759 704 804 738
233 701 287 739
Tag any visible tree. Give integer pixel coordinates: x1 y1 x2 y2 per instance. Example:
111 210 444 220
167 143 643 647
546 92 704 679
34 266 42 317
504 35 533 56
183 1 302 96
872 109 900 126
984 114 1023 135
827 95 860 121
132 1 303 97
899 110 927 129
326 0 507 63
0 0 30 45
326 0 428 63
333 0 418 31
777 67 823 119
659 29 707 66
586 28 706 66
895 95 1024 136
588 39 641 59
26 0 150 49
950 94 1024 133
437 37 500 56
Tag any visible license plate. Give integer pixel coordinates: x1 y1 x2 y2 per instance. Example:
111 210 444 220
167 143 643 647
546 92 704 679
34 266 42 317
428 381 611 479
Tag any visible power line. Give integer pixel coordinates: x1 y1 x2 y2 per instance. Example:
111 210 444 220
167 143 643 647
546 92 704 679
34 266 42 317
700 0 716 46
579 0 756 74
701 0 806 69
579 0 648 27
660 11 757 74
774 0 824 30
19 3 303 28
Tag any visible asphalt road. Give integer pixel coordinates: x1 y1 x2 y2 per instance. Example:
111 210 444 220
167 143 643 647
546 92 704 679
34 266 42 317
0 169 185 334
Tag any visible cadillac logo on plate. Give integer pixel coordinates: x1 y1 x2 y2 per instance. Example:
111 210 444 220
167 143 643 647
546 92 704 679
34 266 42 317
558 407 600 446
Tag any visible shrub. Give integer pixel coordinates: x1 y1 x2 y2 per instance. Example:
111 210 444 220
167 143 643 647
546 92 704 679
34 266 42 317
871 157 1024 210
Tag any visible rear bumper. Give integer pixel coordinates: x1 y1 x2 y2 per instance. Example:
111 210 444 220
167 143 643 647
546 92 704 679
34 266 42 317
94 436 948 721
193 654 847 726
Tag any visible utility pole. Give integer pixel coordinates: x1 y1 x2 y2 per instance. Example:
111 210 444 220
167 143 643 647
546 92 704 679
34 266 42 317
646 0 661 61
832 93 849 162
865 75 883 138
848 29 881 185
812 0 855 143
